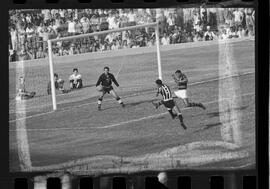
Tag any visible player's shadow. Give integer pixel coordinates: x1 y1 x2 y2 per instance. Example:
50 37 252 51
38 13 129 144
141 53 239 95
79 84 96 89
126 99 156 107
193 122 222 133
206 105 249 118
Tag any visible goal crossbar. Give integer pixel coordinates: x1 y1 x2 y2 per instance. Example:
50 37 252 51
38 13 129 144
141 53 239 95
49 22 158 43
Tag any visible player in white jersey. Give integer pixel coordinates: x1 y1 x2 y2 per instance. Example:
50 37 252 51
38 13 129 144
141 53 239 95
152 79 187 129
69 68 83 90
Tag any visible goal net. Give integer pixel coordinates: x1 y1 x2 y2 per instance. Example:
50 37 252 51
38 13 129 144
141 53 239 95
47 22 162 110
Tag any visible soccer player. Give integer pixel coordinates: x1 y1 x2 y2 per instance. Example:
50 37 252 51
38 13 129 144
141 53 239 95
16 76 36 100
152 79 187 129
96 66 125 111
172 70 206 110
69 68 83 90
47 73 70 95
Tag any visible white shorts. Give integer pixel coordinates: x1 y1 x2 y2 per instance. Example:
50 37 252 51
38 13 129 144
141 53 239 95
174 89 188 99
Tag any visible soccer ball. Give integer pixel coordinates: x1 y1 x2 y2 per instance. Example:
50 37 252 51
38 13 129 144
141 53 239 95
96 85 103 92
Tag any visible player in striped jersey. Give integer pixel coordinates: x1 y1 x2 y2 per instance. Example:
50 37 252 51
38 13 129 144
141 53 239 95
172 70 206 110
152 79 187 129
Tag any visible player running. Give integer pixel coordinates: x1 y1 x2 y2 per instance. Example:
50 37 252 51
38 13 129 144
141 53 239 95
16 76 36 100
172 70 206 110
152 79 187 129
96 66 125 111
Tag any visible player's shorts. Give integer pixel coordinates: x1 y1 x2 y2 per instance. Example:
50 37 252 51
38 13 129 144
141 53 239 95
174 89 188 99
103 86 113 94
162 99 175 109
70 79 83 88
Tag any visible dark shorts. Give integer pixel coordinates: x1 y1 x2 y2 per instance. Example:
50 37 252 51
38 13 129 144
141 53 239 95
70 79 83 88
162 99 175 109
103 86 113 94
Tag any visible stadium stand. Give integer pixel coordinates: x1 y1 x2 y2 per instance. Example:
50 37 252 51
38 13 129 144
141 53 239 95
9 8 255 62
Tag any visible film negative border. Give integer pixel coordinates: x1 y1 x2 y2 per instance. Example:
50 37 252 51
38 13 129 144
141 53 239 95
2 0 269 188
5 171 257 189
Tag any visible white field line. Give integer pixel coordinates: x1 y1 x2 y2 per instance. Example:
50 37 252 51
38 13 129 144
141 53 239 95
9 92 254 132
29 140 251 172
9 71 254 122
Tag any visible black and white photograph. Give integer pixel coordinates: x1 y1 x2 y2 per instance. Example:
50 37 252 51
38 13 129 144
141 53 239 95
9 7 255 174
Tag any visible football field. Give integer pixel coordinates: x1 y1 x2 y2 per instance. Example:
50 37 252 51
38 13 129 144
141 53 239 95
9 39 255 173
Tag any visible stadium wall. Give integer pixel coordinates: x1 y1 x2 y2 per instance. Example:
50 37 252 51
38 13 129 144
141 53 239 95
9 38 253 69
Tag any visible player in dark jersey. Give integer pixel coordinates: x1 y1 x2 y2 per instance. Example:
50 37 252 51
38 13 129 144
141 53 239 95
152 79 187 129
47 73 70 95
172 70 205 110
96 66 125 110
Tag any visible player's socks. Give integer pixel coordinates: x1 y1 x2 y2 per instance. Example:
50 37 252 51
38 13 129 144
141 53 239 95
168 109 177 119
116 97 125 107
178 114 187 130
98 98 102 111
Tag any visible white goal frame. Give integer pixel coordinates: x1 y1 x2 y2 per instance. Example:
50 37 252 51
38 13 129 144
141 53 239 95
47 22 162 110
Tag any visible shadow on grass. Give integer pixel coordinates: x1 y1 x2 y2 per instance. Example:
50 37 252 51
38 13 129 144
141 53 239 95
207 105 249 118
193 122 222 133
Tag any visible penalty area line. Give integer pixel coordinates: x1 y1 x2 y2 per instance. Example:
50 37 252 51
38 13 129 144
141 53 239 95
9 92 254 132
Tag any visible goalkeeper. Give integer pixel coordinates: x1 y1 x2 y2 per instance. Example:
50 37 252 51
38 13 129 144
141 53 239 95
47 73 70 95
96 66 125 111
16 76 36 100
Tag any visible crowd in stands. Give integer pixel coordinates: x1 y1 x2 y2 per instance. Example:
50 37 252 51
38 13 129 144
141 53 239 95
9 8 255 62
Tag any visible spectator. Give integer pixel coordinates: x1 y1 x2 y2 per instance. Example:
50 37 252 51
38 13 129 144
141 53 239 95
41 27 50 50
67 18 76 35
18 45 31 61
122 39 128 49
167 13 175 33
147 37 155 47
157 10 167 36
233 8 244 31
80 16 90 34
18 24 26 46
68 43 78 55
171 26 181 44
245 8 255 36
8 8 255 61
207 8 217 29
161 33 170 45
227 26 238 38
224 8 234 27
36 46 46 59
237 25 246 38
127 9 136 23
74 19 83 35
219 28 229 40
204 25 216 41
10 26 18 50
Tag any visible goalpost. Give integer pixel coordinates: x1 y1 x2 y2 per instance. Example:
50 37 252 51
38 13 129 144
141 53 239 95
47 22 162 111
